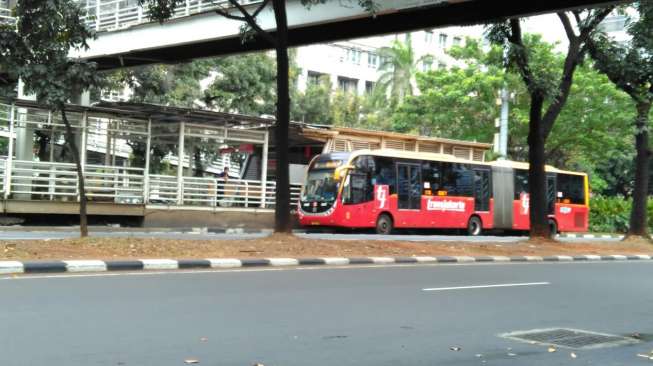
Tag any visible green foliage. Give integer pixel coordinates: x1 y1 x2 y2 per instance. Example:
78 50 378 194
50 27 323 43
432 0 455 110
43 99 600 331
204 53 276 115
377 35 432 107
331 90 362 127
292 76 333 124
589 2 653 106
392 62 504 139
0 0 102 109
589 195 632 233
589 195 653 233
114 60 212 107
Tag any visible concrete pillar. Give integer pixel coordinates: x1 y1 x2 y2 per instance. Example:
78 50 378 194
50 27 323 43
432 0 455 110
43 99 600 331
176 121 185 205
143 119 151 204
260 130 269 208
4 104 14 199
14 79 36 200
71 91 90 168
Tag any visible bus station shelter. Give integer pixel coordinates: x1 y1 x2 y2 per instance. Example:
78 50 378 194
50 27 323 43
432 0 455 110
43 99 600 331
0 99 302 227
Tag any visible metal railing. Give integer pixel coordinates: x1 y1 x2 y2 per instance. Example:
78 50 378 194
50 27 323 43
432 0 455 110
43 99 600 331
148 175 301 208
77 0 260 32
0 7 15 26
8 160 144 203
0 159 301 209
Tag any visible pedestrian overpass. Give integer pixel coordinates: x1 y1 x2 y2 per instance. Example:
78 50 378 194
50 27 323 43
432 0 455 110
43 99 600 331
62 0 613 70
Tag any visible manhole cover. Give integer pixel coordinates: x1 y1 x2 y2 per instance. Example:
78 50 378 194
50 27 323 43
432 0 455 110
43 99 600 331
500 328 640 350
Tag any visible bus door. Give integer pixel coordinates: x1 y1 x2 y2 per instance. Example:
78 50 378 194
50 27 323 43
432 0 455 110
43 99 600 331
546 174 556 215
473 167 492 228
473 168 491 211
396 163 422 213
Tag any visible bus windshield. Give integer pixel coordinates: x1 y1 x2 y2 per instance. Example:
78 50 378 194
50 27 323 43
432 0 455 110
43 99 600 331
301 169 340 202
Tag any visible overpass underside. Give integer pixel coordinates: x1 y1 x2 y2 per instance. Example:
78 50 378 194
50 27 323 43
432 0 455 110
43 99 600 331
70 0 620 70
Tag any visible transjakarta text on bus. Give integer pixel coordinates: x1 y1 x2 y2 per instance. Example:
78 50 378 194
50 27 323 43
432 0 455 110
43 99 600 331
297 150 589 235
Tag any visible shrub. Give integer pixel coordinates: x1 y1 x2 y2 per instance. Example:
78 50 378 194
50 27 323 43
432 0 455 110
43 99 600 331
588 195 653 233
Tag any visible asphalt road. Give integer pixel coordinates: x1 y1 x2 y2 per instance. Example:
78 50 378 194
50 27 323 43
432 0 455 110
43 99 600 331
1 261 652 366
0 229 620 242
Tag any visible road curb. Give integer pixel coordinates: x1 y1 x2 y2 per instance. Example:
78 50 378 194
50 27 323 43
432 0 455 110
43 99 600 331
1 254 651 275
559 233 624 239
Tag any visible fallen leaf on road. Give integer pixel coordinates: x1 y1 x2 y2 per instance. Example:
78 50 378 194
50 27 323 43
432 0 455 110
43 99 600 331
449 346 461 351
548 346 557 353
184 359 199 364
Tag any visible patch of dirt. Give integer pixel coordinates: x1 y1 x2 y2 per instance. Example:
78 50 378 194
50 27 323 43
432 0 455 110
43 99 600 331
0 234 651 261
620 235 653 245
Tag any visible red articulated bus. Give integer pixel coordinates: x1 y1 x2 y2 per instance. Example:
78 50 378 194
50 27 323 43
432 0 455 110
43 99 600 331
297 149 589 235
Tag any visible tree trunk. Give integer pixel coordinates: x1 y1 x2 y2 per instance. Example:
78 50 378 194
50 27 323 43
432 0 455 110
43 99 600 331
527 95 550 238
61 108 88 238
627 101 652 237
272 0 292 233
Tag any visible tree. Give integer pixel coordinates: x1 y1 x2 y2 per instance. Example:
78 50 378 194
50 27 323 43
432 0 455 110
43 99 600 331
204 53 276 115
377 35 432 107
140 0 375 232
0 0 102 237
292 76 332 124
117 61 212 107
391 59 505 138
587 2 653 238
486 8 613 238
332 90 362 127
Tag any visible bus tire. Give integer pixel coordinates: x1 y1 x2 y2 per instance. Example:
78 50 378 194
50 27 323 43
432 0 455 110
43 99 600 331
376 214 394 235
467 216 482 236
548 219 558 238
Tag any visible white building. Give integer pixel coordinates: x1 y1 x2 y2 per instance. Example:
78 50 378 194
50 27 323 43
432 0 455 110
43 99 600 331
293 11 629 96
294 26 483 95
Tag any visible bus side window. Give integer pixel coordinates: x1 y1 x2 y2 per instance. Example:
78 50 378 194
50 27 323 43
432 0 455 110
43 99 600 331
441 163 474 197
421 161 441 195
556 174 585 204
373 157 396 194
454 164 474 197
514 169 529 199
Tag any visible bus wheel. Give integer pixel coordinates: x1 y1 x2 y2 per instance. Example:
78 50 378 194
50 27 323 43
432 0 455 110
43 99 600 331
376 214 394 235
467 216 482 236
548 219 558 238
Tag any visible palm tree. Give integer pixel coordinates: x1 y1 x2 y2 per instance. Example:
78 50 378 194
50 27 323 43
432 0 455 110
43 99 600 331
376 34 433 107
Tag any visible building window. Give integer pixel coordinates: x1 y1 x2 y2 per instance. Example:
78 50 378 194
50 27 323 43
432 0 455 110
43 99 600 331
438 33 448 49
344 48 361 65
338 76 359 93
421 59 432 72
307 71 324 86
453 36 462 46
438 62 446 70
365 81 375 94
424 31 433 44
367 52 378 68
